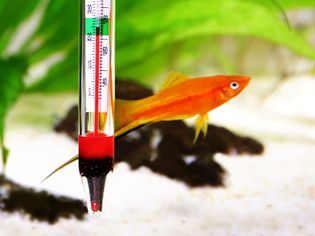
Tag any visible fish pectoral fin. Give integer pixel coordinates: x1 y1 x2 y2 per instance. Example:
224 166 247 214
158 72 190 92
193 113 209 143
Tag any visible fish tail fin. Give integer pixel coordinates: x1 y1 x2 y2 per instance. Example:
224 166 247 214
193 113 209 143
115 99 134 130
115 99 143 137
40 155 78 184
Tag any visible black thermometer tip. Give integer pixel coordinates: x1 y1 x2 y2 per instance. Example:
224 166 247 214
79 157 113 214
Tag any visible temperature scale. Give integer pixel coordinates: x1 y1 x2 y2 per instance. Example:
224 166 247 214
79 0 115 214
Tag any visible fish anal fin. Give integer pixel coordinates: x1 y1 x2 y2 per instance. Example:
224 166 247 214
193 113 209 143
159 72 189 92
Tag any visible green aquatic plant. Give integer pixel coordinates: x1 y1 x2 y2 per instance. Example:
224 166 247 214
0 0 314 169
0 0 78 168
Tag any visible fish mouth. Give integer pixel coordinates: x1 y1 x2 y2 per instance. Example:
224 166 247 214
232 75 251 93
238 76 251 88
232 75 250 88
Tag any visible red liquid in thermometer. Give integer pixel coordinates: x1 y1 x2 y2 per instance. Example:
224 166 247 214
79 134 114 159
94 27 100 135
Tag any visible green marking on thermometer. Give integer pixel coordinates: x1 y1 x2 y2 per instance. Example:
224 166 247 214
85 18 109 35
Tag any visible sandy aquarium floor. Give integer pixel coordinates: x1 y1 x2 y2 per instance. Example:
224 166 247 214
1 76 315 236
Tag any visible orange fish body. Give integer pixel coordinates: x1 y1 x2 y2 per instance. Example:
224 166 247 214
115 72 250 140
43 73 250 181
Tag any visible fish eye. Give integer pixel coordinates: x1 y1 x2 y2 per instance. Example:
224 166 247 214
230 81 239 90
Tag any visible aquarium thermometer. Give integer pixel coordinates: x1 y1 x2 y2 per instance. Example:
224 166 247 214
79 0 115 215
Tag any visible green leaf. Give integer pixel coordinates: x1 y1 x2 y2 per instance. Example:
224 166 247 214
116 0 315 74
277 0 315 9
25 0 79 64
1 146 9 172
23 0 79 93
27 48 79 93
0 57 26 168
0 0 40 54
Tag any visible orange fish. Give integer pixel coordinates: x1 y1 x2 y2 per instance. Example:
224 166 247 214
115 72 250 141
42 72 250 181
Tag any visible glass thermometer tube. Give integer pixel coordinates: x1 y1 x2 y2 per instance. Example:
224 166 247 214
79 0 115 215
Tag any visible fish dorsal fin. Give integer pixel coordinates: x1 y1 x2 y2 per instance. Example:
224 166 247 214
159 72 189 92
